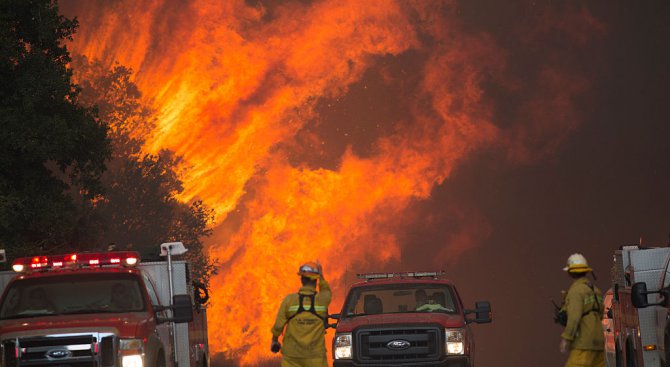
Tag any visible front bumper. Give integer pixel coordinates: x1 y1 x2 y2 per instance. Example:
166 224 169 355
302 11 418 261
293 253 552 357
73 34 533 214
333 356 470 367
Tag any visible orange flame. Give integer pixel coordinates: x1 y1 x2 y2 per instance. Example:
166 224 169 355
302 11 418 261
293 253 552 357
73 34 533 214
61 0 602 364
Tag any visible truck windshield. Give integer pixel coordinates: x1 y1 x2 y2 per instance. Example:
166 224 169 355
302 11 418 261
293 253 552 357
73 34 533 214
342 284 459 317
0 273 146 319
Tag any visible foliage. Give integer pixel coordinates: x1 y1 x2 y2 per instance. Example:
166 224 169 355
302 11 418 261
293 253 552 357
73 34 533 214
71 56 219 287
0 1 217 287
0 0 110 255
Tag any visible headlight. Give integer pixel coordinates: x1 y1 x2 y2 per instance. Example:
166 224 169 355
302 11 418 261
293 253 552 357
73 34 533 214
445 329 465 355
122 354 143 367
120 339 144 367
334 333 352 359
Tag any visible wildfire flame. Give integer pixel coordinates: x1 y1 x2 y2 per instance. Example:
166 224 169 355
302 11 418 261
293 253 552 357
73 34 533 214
61 0 603 364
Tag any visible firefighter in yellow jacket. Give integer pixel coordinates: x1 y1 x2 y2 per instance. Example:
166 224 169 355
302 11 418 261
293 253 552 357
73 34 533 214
560 253 605 367
271 261 331 367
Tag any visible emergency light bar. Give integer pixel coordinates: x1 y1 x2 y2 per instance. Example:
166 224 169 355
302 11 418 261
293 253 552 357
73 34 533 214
357 271 446 280
11 251 140 273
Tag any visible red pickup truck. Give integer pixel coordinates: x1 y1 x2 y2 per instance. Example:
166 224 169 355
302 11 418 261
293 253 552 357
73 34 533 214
0 243 209 367
331 272 491 367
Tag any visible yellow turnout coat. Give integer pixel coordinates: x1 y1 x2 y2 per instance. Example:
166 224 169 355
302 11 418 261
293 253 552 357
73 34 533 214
272 277 331 360
561 277 605 350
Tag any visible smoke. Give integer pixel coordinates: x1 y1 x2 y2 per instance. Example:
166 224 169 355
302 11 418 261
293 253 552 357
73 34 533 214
59 0 605 364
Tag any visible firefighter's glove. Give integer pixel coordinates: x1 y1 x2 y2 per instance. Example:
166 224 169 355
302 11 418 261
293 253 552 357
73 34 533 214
271 341 281 353
559 339 570 354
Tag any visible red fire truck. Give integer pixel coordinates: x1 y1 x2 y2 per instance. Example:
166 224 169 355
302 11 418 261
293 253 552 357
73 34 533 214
331 271 491 367
610 245 670 367
0 242 209 367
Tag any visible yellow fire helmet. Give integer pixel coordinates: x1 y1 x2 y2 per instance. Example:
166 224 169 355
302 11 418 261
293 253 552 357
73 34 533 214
298 262 320 279
563 253 593 273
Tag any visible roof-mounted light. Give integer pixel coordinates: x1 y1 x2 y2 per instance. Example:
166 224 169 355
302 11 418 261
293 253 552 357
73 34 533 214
11 251 141 273
125 256 138 266
357 271 446 280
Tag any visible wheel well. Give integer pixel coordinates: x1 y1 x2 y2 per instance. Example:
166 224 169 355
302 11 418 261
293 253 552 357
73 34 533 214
155 348 166 367
626 337 637 367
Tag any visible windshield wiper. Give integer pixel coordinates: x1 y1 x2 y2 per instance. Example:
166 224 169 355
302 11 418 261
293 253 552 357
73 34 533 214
0 313 55 320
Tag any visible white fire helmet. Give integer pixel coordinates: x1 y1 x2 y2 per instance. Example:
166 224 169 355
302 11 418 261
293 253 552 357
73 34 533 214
563 253 593 273
297 262 320 279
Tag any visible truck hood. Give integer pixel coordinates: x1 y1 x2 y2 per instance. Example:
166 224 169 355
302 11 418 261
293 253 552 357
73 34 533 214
335 312 465 333
0 312 149 338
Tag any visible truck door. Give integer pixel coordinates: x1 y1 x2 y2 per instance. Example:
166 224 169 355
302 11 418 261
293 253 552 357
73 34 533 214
143 273 173 366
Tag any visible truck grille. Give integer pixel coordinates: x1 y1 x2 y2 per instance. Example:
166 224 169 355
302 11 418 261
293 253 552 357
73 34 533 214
1 333 115 367
355 325 441 363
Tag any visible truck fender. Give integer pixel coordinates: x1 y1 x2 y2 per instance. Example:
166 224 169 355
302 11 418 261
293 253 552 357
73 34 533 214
144 332 166 367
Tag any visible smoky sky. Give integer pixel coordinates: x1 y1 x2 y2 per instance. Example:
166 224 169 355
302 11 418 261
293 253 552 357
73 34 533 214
283 1 670 366
398 1 669 366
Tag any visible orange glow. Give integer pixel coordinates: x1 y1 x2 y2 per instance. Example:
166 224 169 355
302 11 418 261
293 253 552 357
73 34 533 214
61 0 601 364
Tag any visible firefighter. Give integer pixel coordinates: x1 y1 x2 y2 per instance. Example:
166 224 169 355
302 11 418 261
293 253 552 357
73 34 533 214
559 253 605 367
271 261 331 367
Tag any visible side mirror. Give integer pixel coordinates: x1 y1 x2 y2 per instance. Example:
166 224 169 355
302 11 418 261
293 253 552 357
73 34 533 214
171 294 194 323
631 282 650 308
327 314 340 329
630 282 669 309
466 301 492 324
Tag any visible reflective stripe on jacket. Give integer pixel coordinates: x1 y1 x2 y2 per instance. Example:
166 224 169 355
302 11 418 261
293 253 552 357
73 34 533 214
561 277 605 350
271 277 331 358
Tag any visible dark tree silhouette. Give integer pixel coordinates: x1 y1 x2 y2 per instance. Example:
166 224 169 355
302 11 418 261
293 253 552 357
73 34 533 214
72 56 218 287
0 0 110 256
